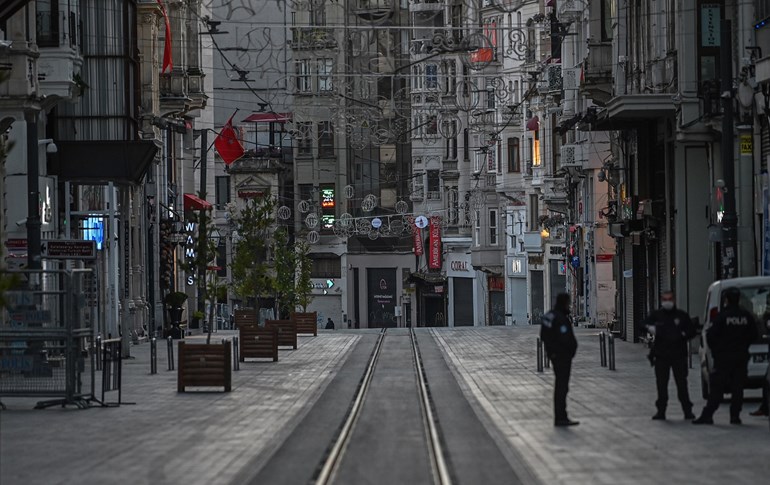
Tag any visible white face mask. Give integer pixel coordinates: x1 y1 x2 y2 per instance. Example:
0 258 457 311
661 301 674 310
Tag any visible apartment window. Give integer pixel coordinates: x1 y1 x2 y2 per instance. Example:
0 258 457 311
311 256 341 278
489 209 498 246
215 176 230 209
299 184 314 204
36 0 60 47
427 170 441 200
296 59 311 93
601 0 615 41
310 4 326 26
216 242 227 277
318 58 333 92
507 137 520 172
297 122 313 156
451 4 464 42
531 131 541 167
412 172 425 199
426 115 438 135
529 194 539 230
426 64 438 89
474 210 481 246
318 121 334 157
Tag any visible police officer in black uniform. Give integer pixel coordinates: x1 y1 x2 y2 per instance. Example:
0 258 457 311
643 291 697 420
541 293 579 427
694 287 758 425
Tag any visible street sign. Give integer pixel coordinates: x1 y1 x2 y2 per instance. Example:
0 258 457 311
41 240 97 260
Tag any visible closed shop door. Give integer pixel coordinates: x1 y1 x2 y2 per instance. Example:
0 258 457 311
453 277 474 326
531 271 544 323
510 278 527 325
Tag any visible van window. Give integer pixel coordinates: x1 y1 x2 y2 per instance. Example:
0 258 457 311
730 286 770 342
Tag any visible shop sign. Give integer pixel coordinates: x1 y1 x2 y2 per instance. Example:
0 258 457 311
450 261 469 271
488 276 504 291
429 216 442 269
510 257 526 276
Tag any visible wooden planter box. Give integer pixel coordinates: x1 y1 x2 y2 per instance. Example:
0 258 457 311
178 341 232 392
239 324 278 362
291 312 318 337
265 319 298 349
234 309 258 329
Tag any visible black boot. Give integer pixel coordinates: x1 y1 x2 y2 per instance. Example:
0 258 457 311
692 415 713 425
683 408 695 420
652 411 666 420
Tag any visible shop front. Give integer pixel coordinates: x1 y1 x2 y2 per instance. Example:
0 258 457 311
488 276 505 325
446 251 474 326
507 255 527 325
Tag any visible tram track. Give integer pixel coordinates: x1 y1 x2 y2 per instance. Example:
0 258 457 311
314 328 452 485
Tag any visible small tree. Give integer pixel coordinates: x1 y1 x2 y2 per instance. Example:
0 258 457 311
230 195 275 322
272 227 296 319
295 240 314 312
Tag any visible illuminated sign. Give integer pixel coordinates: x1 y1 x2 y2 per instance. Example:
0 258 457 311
83 217 104 250
322 214 335 229
321 188 335 208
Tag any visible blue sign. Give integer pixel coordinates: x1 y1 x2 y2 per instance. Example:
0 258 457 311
571 256 580 268
83 217 104 250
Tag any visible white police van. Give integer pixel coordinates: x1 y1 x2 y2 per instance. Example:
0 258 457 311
699 277 770 399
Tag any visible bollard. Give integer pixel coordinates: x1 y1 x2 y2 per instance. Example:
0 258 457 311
233 336 240 371
150 338 157 375
95 335 103 371
167 337 175 371
600 332 607 367
536 337 544 372
608 333 616 371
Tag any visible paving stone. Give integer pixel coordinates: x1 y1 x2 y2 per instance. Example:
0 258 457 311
432 326 770 485
0 331 358 485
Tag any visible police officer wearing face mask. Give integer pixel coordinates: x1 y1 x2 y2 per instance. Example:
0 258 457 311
540 293 579 427
643 291 697 420
694 287 758 425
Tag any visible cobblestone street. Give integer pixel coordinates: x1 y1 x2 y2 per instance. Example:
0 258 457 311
433 326 770 485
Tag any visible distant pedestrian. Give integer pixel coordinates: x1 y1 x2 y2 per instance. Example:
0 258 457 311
541 293 579 427
694 287 758 425
643 291 697 420
325 318 335 330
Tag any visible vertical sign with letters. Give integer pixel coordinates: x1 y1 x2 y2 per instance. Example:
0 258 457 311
429 216 442 269
413 223 424 256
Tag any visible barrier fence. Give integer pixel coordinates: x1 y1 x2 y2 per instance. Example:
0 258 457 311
0 269 98 409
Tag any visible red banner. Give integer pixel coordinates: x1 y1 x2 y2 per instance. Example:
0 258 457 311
429 216 442 269
413 223 424 256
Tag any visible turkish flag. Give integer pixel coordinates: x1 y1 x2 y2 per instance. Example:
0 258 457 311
157 0 172 74
214 114 245 165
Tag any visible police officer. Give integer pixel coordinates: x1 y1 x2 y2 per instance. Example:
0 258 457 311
693 287 758 425
643 291 697 420
541 293 579 427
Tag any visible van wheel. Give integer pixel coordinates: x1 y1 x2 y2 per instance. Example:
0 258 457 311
701 376 709 400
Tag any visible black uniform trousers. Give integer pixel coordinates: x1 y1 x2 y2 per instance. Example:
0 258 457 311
654 356 692 413
702 355 749 419
551 355 573 422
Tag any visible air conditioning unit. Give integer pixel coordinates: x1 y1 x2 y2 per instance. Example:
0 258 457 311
562 67 580 90
559 0 584 16
560 144 587 167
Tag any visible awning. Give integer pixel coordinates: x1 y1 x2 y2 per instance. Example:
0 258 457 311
184 193 213 212
526 115 540 131
242 112 292 123
49 140 158 185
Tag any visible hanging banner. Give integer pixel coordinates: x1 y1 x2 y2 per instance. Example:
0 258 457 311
429 216 442 269
413 223 424 256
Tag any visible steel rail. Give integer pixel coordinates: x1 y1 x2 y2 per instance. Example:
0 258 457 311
411 328 453 485
315 328 386 485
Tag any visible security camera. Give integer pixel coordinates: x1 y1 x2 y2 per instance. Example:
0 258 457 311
16 218 27 227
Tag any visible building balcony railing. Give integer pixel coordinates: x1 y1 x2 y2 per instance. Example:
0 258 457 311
291 27 336 50
409 0 445 13
582 41 613 105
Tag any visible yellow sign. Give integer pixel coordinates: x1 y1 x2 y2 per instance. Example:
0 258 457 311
740 135 752 155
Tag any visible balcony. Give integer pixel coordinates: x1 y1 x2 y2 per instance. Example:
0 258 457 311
35 11 83 103
291 28 336 51
440 160 459 179
225 149 286 174
581 41 613 106
410 0 445 14
542 177 568 211
354 0 394 21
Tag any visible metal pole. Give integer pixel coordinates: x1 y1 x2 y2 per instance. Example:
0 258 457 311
150 337 157 375
167 336 175 371
720 19 738 279
536 337 543 372
233 336 240 370
608 333 616 371
600 332 607 367
198 129 209 342
25 111 41 270
96 335 102 371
